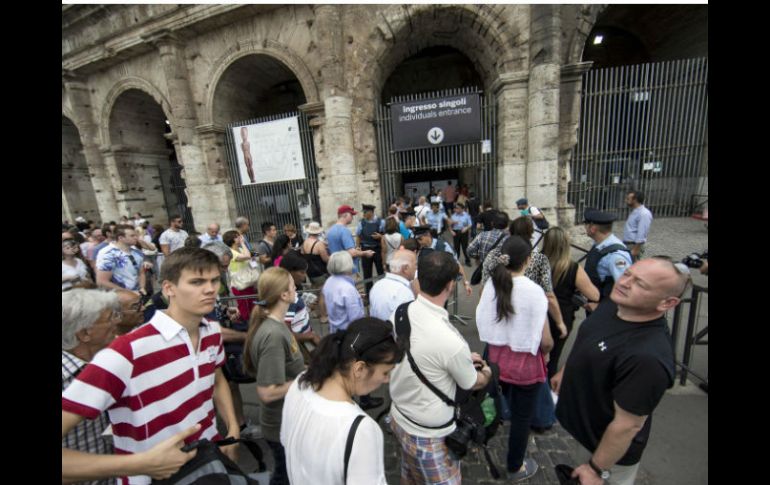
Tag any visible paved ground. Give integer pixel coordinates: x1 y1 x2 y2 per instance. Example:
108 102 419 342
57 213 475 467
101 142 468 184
232 217 708 484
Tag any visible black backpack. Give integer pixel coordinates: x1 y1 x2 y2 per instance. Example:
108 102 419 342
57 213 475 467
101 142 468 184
393 302 504 479
152 437 266 484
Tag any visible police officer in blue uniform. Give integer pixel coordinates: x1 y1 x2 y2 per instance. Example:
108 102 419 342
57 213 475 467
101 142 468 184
583 209 633 312
357 204 386 297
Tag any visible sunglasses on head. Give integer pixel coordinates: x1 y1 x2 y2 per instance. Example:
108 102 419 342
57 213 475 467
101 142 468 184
349 331 397 358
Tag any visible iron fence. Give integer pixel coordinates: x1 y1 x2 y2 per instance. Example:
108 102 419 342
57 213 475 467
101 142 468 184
570 58 708 222
374 86 497 208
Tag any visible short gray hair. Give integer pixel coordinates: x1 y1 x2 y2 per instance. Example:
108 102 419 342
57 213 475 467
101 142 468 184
327 251 354 275
234 216 249 229
202 241 233 263
62 289 121 350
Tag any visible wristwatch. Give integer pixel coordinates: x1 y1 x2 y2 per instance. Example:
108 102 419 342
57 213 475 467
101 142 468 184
588 459 611 481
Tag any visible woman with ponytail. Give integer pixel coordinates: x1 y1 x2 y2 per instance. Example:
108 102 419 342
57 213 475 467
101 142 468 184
243 267 305 485
280 318 403 484
475 235 553 481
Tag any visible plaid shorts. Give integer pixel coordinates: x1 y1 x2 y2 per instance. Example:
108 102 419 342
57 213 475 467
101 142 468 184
390 416 461 485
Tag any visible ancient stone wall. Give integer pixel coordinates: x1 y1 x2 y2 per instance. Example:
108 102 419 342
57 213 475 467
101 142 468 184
62 5 617 230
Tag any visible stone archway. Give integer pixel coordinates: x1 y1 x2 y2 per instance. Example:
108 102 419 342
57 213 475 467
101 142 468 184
104 88 193 229
62 115 100 223
351 4 526 210
207 51 320 240
204 43 319 128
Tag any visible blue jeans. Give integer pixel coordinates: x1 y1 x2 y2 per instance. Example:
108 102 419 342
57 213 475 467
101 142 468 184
266 440 289 485
501 381 540 471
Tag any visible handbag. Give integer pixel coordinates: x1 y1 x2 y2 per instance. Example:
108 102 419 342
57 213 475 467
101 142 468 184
531 207 550 231
470 233 506 285
229 263 261 291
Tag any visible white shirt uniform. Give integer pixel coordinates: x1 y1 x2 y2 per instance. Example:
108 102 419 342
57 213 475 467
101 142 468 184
369 273 415 322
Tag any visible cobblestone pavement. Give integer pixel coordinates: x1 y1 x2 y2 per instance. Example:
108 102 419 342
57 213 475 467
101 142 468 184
235 217 708 484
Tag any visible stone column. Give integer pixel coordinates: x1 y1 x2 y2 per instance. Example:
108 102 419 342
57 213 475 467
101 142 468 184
63 72 121 223
146 31 236 232
558 62 593 227
491 71 530 217
196 124 237 230
526 5 561 222
312 5 359 228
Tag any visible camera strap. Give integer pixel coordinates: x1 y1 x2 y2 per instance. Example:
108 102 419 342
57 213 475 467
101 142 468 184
394 302 460 429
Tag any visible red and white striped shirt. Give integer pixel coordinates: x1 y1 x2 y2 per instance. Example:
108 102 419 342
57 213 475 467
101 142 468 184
62 310 225 485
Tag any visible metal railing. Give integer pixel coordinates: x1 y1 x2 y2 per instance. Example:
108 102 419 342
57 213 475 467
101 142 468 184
670 284 708 386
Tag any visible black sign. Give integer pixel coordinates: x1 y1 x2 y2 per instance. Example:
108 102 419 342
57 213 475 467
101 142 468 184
390 94 481 151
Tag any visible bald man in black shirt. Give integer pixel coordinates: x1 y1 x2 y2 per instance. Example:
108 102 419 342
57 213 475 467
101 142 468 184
552 257 690 485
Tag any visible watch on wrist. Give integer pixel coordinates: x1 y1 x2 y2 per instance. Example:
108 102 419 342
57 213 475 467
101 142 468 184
588 459 611 481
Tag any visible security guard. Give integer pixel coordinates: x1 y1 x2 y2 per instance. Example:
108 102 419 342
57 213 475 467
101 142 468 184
357 204 385 297
583 209 633 308
413 225 472 297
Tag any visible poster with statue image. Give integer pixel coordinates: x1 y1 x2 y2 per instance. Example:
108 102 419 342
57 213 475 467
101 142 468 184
232 116 306 186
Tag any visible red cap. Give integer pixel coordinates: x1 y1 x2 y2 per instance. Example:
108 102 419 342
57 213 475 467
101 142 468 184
338 205 358 216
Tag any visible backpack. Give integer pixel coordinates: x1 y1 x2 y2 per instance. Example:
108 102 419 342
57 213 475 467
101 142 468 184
530 207 550 231
393 302 504 479
152 437 267 485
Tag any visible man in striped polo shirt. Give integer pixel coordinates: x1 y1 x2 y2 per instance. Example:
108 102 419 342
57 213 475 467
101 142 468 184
62 248 240 485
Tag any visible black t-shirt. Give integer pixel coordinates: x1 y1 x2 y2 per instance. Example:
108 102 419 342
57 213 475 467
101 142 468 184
555 300 675 465
477 209 499 231
466 198 481 219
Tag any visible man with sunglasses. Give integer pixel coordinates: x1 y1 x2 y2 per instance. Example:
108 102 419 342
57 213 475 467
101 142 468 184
551 257 689 485
96 225 147 297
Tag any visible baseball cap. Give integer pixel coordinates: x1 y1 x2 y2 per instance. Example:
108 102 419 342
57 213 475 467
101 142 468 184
338 205 358 216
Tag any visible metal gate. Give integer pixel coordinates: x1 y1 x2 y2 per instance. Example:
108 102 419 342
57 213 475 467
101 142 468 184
225 112 320 241
158 156 196 233
569 58 708 222
374 87 497 207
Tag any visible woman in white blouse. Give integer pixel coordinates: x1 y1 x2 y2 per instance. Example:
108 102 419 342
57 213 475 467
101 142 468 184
62 238 93 291
281 317 403 485
475 235 553 481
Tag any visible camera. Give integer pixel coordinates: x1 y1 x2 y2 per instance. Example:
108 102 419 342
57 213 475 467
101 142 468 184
445 415 485 460
681 251 708 269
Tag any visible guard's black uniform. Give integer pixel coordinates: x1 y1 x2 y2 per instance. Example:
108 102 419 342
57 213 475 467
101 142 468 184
359 208 384 296
555 301 675 466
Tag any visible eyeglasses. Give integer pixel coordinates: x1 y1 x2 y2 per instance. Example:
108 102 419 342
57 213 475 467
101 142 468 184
126 301 143 312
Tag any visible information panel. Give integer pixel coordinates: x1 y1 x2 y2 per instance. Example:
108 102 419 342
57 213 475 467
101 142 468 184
390 94 481 151
232 116 306 186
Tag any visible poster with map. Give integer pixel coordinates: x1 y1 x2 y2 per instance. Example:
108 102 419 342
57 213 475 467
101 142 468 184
232 116 306 186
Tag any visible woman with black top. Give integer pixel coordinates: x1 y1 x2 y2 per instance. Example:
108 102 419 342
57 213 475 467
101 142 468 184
301 222 329 325
541 227 600 378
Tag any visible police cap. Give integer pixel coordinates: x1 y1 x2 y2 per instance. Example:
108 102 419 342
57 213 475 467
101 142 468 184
583 208 617 225
362 204 376 212
412 225 433 237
